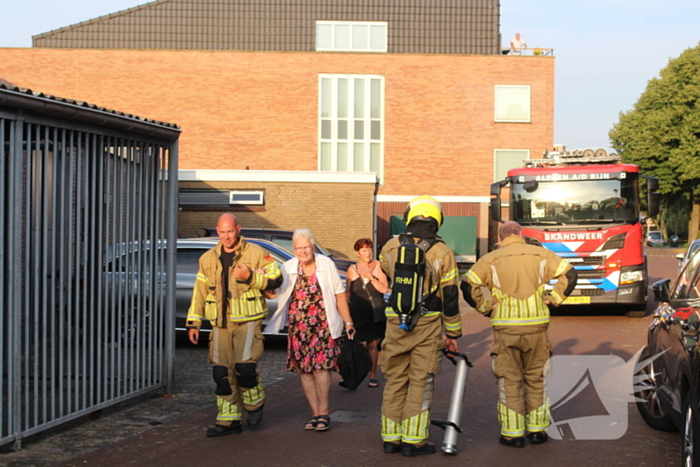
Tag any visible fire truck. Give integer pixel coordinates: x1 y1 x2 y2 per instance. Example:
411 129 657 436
490 147 660 317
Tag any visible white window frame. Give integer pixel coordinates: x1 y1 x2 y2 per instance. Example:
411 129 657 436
494 85 531 123
229 190 264 205
315 21 388 52
318 74 385 181
494 149 530 182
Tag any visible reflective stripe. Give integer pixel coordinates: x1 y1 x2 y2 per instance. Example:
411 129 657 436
491 265 501 289
555 259 569 277
441 267 458 283
216 396 242 422
401 410 430 443
465 269 482 285
490 285 550 326
444 321 462 331
498 402 525 437
242 321 254 361
242 384 265 407
491 316 550 326
421 376 433 411
186 315 202 322
526 403 550 431
196 273 207 283
381 415 402 442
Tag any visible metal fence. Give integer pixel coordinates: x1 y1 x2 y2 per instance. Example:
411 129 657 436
0 86 180 449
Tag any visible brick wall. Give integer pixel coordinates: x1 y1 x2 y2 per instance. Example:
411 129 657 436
0 48 554 199
178 180 375 259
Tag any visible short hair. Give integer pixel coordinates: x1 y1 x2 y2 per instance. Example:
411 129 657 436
292 228 316 248
353 238 373 251
499 221 522 240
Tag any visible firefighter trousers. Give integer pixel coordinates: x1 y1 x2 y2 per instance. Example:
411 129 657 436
208 319 265 426
491 327 551 437
380 315 444 446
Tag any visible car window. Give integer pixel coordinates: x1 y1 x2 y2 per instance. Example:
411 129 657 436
270 236 294 253
177 248 205 274
673 248 700 299
689 242 700 261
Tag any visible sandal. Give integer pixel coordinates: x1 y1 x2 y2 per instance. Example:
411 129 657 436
368 378 379 388
315 415 331 431
304 416 319 430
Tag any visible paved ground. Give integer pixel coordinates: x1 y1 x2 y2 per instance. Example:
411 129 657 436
0 335 293 467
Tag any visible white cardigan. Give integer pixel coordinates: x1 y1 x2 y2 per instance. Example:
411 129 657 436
265 254 347 339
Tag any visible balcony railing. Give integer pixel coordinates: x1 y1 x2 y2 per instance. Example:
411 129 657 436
500 47 554 57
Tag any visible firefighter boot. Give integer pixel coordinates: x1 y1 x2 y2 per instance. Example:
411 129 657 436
206 421 242 437
402 442 436 457
247 405 264 429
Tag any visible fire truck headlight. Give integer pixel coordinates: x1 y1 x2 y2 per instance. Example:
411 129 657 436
620 270 644 284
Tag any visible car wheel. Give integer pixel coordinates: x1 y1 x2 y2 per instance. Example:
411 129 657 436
625 309 647 318
635 347 677 431
683 393 700 467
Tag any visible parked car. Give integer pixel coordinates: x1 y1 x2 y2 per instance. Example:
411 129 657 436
646 230 665 247
200 227 354 272
635 247 700 466
676 239 700 274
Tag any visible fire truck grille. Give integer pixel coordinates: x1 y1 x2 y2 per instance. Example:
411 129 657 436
576 270 606 279
565 256 604 267
579 288 607 296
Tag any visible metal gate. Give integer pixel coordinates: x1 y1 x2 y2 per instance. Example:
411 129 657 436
0 86 180 449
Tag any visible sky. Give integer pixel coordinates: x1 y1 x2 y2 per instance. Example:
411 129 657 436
1 0 699 152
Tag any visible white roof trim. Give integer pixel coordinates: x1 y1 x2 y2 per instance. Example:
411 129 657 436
178 170 378 184
377 195 489 203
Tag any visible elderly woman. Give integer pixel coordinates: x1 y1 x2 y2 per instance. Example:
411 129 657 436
266 229 355 432
345 238 388 387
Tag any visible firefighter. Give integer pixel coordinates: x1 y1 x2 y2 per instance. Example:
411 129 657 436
461 221 577 447
379 195 462 457
187 213 283 437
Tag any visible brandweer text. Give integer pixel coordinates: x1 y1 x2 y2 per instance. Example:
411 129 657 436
544 232 604 241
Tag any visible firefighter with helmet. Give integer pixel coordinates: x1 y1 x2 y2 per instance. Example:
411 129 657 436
379 195 462 457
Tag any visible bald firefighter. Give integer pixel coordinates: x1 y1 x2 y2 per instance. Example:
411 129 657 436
461 221 577 447
379 196 462 457
187 213 283 437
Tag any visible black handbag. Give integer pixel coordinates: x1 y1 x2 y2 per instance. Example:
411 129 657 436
363 281 387 324
337 337 372 390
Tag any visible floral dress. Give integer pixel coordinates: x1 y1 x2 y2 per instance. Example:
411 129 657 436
286 264 340 373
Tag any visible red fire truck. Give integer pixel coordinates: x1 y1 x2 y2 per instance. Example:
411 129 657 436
490 148 660 317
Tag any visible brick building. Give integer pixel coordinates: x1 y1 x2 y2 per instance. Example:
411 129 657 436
0 0 555 259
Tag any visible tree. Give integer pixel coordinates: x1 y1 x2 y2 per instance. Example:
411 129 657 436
610 42 700 240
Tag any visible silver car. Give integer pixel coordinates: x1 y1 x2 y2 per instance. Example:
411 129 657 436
172 237 295 336
676 239 700 274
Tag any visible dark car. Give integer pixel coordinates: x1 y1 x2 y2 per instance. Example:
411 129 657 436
200 227 354 272
106 237 332 336
635 247 700 466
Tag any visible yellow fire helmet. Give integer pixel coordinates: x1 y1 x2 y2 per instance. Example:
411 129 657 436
404 195 443 227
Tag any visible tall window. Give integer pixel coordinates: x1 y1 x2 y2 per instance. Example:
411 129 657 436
494 85 531 122
319 75 384 179
494 149 530 181
316 21 388 52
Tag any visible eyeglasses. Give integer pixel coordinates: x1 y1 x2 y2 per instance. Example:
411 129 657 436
293 246 313 252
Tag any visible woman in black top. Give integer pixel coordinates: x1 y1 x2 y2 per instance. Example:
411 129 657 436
345 238 389 387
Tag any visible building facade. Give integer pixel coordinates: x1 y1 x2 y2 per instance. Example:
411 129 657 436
0 0 554 259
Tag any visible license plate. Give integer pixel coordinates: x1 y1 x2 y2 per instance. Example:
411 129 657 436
563 296 591 304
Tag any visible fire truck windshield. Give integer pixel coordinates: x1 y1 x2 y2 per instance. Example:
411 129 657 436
510 177 639 225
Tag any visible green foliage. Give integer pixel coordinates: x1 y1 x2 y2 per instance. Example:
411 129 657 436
610 42 700 198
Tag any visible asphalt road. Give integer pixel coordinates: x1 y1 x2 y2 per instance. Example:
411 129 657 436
0 247 687 466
